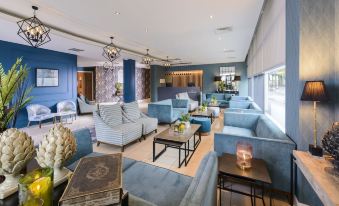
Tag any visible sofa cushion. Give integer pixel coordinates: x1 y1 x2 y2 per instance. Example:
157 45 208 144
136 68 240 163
173 108 187 115
123 101 141 120
123 162 192 206
99 103 123 127
222 126 256 137
177 92 190 100
255 116 286 140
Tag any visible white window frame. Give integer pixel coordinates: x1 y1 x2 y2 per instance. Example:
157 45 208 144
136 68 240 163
264 65 286 132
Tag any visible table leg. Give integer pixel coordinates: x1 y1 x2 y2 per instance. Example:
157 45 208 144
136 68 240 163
178 145 181 168
153 140 155 162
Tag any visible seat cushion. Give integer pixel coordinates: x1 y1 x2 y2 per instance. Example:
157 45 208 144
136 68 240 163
123 101 141 120
99 103 123 127
191 117 211 133
222 126 256 137
123 162 192 206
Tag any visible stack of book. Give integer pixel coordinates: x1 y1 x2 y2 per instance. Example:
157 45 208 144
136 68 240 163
59 154 123 206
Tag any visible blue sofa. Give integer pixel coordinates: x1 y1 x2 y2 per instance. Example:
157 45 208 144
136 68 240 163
67 128 218 206
226 100 263 113
214 112 296 193
148 99 189 124
203 93 233 105
230 96 253 101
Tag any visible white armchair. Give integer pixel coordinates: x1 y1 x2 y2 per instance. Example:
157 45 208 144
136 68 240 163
77 95 96 114
26 104 55 128
94 104 143 152
56 100 77 122
176 92 199 111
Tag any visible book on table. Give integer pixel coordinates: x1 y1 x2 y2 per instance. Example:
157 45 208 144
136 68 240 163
59 153 123 206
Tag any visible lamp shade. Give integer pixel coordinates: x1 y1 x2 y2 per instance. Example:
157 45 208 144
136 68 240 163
301 81 328 101
159 79 166 84
233 76 241 81
214 76 222 81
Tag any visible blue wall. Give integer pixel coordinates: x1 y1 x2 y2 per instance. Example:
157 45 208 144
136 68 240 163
0 40 77 128
151 62 248 102
123 59 136 103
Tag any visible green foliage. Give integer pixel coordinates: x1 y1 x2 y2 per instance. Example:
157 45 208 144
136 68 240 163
218 81 225 91
181 113 190 122
0 58 32 132
115 82 122 91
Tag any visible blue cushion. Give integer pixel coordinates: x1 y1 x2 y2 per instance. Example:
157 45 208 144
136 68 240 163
123 162 192 206
191 117 211 133
65 128 93 166
222 126 256 137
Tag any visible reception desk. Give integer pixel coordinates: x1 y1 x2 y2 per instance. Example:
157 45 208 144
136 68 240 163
157 87 201 101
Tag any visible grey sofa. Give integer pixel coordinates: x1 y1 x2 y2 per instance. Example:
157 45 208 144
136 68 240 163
67 128 218 206
214 112 296 193
122 101 158 138
148 99 189 124
226 100 263 113
77 95 97 114
94 103 143 152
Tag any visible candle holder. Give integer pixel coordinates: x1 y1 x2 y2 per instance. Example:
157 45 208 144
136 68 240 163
236 142 253 170
19 167 53 206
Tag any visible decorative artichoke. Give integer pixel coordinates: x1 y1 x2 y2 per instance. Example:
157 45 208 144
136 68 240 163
322 122 339 159
0 129 35 175
36 124 77 168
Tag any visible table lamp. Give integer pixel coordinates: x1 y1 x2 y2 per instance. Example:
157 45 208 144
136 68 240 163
301 80 329 157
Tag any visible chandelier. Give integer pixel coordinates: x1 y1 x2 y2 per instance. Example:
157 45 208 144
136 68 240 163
103 62 113 71
142 49 153 65
103 37 121 62
163 56 171 68
17 6 51 48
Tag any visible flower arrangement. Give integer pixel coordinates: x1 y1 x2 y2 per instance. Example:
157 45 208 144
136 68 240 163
211 96 217 105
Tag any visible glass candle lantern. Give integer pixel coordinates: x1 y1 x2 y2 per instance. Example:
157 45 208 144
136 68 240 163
19 167 53 206
236 142 253 170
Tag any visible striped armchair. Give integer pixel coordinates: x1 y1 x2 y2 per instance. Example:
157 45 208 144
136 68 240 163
93 103 143 152
122 101 158 139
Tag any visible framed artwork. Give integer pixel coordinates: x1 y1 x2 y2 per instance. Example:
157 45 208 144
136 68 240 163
36 68 59 87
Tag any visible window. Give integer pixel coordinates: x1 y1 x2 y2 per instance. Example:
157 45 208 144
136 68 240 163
264 67 286 130
220 66 235 90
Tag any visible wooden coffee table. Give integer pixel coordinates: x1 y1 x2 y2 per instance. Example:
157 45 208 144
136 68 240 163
191 110 214 123
153 124 201 168
218 153 272 206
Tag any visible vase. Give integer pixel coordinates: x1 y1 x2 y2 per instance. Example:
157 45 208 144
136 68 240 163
184 121 191 128
236 141 253 170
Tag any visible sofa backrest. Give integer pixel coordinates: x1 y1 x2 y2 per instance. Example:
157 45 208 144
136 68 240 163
229 100 251 109
180 152 218 206
171 99 189 109
176 92 190 100
231 96 253 101
206 93 225 101
224 112 260 130
98 103 123 127
256 115 287 140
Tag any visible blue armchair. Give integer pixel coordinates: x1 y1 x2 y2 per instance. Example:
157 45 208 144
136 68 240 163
226 100 262 113
148 99 189 124
214 112 296 193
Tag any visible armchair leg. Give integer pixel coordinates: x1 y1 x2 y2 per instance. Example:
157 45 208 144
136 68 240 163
97 141 101 146
155 129 158 133
39 121 42 128
121 146 125 152
27 121 31 127
143 135 146 140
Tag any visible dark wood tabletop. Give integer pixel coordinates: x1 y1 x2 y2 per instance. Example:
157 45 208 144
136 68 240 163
218 153 272 184
154 124 200 143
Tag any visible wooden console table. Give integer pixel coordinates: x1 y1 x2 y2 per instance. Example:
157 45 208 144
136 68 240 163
292 150 339 206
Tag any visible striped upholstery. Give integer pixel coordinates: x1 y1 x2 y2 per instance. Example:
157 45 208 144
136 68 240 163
99 104 123 127
93 111 143 147
123 101 141 120
136 113 158 135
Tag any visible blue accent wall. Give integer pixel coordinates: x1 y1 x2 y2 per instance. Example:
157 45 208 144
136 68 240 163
123 59 136 103
0 40 77 128
150 62 248 102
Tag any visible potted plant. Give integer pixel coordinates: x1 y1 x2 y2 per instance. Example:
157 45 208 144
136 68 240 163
218 81 225 92
181 113 191 128
211 96 218 105
200 102 208 112
115 82 123 95
0 58 32 133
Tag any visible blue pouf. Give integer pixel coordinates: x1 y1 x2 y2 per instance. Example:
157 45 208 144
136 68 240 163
190 117 211 135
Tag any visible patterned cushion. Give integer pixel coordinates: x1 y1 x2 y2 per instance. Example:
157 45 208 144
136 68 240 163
123 101 141 120
99 104 123 127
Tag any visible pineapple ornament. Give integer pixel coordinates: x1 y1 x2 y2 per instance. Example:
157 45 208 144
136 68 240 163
0 129 35 199
36 124 77 186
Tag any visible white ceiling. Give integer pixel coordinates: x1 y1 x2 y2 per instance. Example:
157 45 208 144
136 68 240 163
0 0 264 66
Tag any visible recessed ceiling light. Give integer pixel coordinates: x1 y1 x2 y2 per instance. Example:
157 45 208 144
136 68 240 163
218 37 222 41
224 49 235 53
209 15 214 19
114 11 120 15
68 48 84 52
145 28 148 32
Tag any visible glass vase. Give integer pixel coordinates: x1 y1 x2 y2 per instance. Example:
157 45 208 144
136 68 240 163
236 142 253 170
